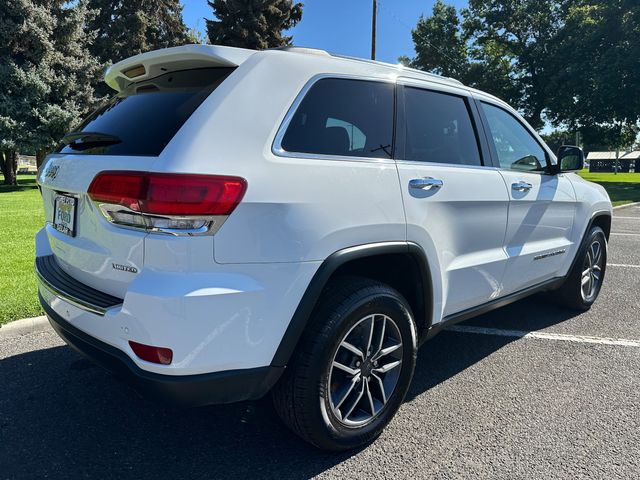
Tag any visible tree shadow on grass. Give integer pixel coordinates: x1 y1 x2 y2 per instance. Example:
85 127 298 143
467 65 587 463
596 181 640 205
0 175 39 194
0 296 581 479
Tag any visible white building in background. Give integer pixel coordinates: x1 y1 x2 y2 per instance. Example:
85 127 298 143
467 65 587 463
586 151 640 172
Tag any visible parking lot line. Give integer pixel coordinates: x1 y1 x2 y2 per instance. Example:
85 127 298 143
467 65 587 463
446 325 640 347
610 232 640 236
607 263 640 268
613 216 640 220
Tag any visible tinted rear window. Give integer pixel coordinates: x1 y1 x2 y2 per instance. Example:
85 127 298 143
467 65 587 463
58 67 234 156
401 87 482 166
280 78 394 159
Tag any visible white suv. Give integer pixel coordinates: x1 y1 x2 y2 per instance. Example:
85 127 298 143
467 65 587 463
36 45 612 451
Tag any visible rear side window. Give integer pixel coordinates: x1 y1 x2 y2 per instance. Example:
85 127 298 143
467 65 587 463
58 68 235 156
280 78 394 159
400 87 482 166
481 102 547 171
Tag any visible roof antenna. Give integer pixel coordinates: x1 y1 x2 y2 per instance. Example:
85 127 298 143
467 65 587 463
371 0 377 60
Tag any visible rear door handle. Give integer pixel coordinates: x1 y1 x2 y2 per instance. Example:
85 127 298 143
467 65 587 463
512 181 533 192
409 177 444 191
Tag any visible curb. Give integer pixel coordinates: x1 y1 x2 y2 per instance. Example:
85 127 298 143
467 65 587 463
0 315 50 339
613 202 640 210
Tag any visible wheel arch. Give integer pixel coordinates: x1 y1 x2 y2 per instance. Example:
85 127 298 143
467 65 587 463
565 211 612 277
270 242 433 367
590 211 611 240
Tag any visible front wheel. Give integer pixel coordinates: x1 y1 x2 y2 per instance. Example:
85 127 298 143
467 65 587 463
551 226 607 310
272 277 417 451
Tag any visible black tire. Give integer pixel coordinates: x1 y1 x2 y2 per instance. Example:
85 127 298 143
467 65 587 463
272 276 417 451
551 226 607 310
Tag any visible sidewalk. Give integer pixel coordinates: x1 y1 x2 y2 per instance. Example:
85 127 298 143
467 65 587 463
613 201 640 210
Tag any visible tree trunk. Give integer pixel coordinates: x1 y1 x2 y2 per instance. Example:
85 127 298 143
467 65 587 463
1 150 18 186
36 147 48 170
8 150 18 185
0 151 6 181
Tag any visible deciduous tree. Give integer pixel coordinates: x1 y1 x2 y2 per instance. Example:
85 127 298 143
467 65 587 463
462 0 568 130
545 0 640 138
405 1 468 79
404 0 639 150
402 1 520 121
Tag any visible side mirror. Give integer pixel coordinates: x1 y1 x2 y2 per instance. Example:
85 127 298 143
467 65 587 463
555 145 585 173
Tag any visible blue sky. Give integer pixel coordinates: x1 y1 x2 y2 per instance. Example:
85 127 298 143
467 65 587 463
182 0 469 64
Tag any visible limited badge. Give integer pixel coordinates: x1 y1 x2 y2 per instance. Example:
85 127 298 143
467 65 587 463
112 263 138 274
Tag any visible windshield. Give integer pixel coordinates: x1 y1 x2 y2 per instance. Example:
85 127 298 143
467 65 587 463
57 67 235 156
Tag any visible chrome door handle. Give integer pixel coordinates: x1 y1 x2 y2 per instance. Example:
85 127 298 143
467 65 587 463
409 177 444 190
512 181 533 192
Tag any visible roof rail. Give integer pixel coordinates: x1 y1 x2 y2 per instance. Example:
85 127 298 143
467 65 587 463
269 46 331 57
330 53 465 86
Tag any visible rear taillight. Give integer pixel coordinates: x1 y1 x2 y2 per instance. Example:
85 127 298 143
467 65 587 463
88 171 247 235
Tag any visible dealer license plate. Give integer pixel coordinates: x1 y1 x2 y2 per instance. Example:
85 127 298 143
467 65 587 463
53 194 77 237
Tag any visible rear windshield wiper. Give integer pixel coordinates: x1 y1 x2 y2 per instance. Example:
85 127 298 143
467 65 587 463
62 131 122 151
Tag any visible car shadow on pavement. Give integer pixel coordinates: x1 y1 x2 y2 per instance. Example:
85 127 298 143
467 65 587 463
0 295 580 480
406 293 585 401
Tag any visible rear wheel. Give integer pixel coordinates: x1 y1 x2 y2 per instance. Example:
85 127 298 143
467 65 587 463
551 226 607 310
272 277 417 451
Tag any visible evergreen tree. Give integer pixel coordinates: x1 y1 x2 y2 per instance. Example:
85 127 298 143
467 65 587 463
87 0 192 65
0 0 102 182
206 0 303 50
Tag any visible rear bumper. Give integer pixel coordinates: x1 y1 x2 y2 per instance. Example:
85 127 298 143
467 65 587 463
35 255 123 316
34 229 320 375
41 295 283 407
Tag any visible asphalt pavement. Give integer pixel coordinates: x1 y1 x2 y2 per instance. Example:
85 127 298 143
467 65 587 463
1 205 639 479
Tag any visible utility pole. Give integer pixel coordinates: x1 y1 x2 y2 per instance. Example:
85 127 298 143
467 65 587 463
371 0 377 60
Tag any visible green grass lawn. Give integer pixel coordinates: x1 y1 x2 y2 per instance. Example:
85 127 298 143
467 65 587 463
0 174 44 324
577 170 640 206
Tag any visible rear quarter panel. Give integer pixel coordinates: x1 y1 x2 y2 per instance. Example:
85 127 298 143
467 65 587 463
159 52 406 264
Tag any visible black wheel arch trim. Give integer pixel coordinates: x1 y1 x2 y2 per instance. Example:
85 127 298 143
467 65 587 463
566 211 611 275
589 211 612 240
270 241 433 367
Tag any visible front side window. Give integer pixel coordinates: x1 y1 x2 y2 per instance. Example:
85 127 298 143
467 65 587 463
400 87 482 166
280 78 394 159
481 102 548 171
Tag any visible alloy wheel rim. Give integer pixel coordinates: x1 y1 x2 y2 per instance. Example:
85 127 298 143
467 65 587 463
581 239 603 301
328 313 403 427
